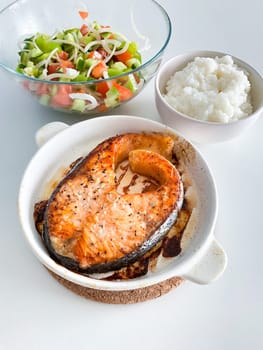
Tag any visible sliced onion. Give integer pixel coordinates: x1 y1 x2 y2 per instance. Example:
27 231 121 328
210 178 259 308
41 68 48 78
72 31 79 43
102 71 113 88
103 71 109 79
65 68 80 78
101 38 130 57
83 39 101 53
97 27 112 33
101 39 121 54
88 22 112 40
130 10 151 52
87 26 100 41
112 40 130 55
138 37 151 53
50 30 60 39
68 46 79 63
52 39 85 53
136 78 145 90
114 31 128 42
18 48 31 53
45 68 79 80
32 35 40 50
35 47 59 69
86 60 100 78
92 27 113 40
69 93 99 110
103 44 117 63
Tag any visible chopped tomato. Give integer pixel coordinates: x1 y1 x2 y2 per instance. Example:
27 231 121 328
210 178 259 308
51 93 72 108
79 11 89 20
80 24 89 36
60 60 74 72
91 61 107 79
134 72 141 83
57 84 72 94
96 81 111 97
48 60 74 75
22 80 31 90
115 50 132 63
97 47 107 59
51 85 72 108
113 82 132 101
58 51 69 60
76 87 86 93
36 83 49 96
87 50 103 60
47 63 60 75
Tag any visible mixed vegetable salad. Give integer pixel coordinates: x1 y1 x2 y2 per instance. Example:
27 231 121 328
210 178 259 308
16 11 143 112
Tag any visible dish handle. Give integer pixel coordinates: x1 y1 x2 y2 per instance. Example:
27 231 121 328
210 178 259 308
35 121 69 147
182 238 227 284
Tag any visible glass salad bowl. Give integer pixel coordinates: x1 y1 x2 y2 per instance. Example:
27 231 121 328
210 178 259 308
0 0 171 115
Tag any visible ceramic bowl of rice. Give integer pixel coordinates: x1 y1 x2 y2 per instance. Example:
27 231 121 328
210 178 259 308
155 50 263 143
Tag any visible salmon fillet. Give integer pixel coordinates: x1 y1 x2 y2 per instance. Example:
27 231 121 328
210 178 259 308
43 133 183 274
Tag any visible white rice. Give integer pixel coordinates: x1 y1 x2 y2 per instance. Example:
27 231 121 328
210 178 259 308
164 55 253 123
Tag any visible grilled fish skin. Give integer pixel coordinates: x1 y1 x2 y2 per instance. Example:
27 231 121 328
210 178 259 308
43 133 183 274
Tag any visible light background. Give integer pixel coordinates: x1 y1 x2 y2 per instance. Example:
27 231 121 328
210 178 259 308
0 0 262 349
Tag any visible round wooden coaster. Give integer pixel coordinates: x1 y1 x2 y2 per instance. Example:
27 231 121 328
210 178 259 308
48 270 183 304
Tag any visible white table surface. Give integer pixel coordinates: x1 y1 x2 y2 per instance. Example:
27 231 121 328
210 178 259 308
0 0 262 349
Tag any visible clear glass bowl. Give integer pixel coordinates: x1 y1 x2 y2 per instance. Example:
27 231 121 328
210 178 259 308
0 0 171 115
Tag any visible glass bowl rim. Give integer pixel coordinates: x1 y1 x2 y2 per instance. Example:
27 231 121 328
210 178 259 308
0 0 172 85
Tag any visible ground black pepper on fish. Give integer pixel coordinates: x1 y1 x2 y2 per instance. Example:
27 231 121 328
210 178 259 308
34 132 193 279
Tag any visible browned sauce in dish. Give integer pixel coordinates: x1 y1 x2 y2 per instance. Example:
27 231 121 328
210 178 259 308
34 132 196 280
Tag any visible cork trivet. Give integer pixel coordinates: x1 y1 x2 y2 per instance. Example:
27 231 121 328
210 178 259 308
48 270 183 304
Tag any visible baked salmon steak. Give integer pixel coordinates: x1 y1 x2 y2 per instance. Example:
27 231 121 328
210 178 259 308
42 133 184 274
